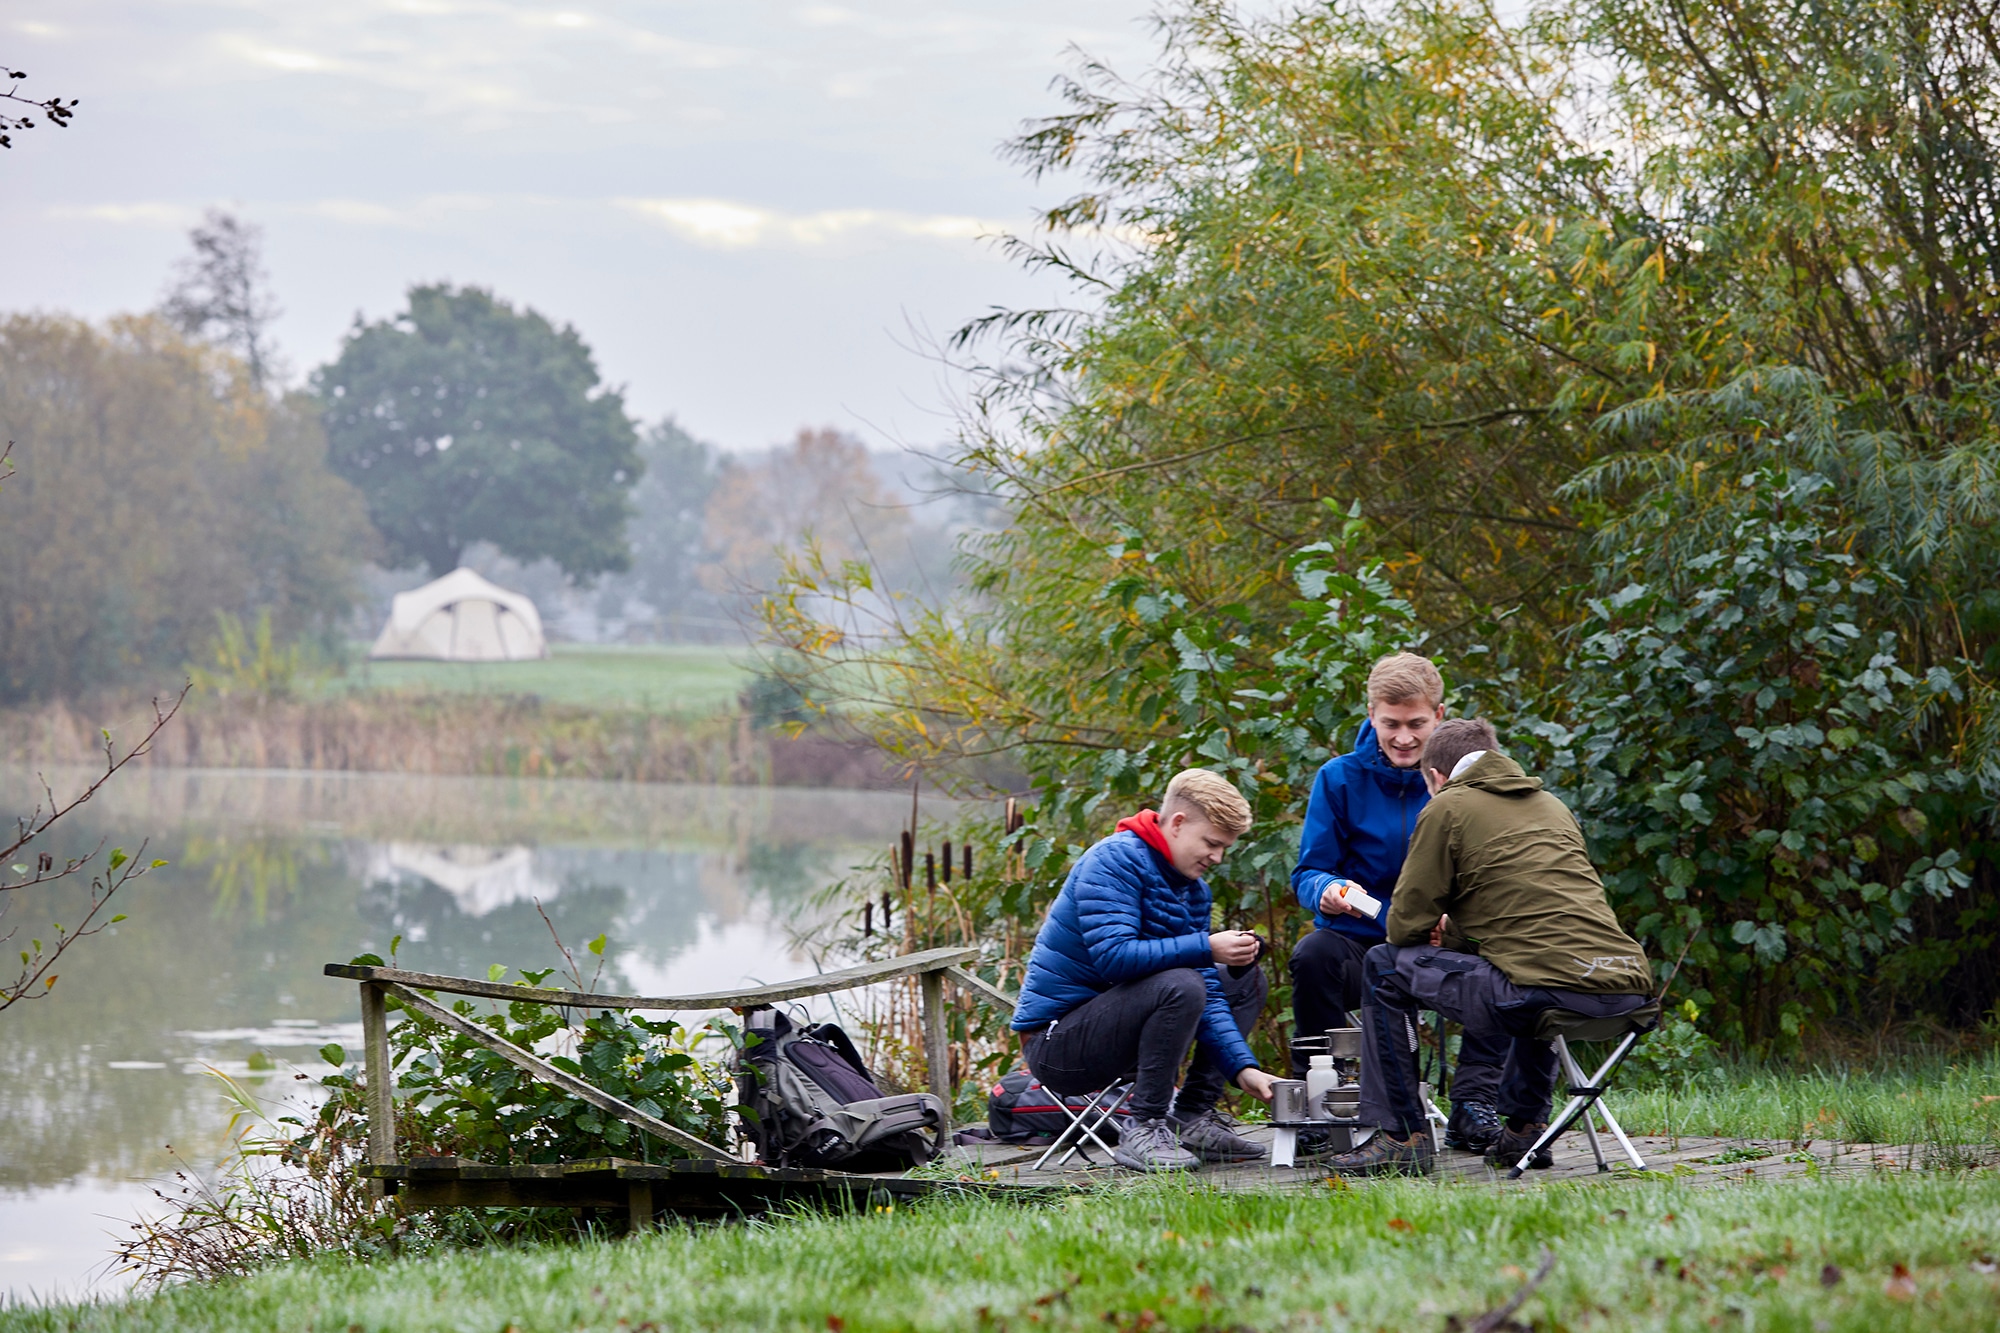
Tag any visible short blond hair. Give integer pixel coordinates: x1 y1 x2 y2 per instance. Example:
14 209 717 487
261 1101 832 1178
1367 652 1443 709
1161 768 1253 836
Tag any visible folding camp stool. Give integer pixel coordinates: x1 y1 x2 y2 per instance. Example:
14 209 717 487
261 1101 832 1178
1031 1079 1134 1171
1504 1000 1662 1179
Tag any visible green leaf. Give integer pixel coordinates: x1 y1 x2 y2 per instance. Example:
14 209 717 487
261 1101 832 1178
587 934 607 958
319 1043 347 1066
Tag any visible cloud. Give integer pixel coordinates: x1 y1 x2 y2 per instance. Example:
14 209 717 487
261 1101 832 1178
617 197 1014 250
48 202 201 227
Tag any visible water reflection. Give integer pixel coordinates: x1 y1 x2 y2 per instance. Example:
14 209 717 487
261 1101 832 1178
0 767 933 1302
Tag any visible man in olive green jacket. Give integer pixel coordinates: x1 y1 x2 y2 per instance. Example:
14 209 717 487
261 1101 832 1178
1325 718 1654 1176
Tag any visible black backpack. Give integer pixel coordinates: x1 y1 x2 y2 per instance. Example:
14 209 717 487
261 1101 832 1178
736 1007 947 1170
985 1070 1133 1144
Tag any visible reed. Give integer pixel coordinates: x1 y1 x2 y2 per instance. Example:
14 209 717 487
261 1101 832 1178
0 693 905 789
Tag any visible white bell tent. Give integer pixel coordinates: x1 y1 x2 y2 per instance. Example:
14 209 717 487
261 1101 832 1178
367 567 549 662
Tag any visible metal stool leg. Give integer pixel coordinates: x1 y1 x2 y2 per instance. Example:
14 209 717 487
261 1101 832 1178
1555 1037 1609 1170
1507 1030 1645 1179
1031 1082 1129 1171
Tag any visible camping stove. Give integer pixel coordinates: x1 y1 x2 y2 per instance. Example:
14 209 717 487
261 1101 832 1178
1269 1026 1368 1167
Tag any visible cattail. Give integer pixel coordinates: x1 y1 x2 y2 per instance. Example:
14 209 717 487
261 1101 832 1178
881 889 892 930
900 831 915 890
963 844 973 879
941 839 953 883
925 851 936 893
863 900 874 937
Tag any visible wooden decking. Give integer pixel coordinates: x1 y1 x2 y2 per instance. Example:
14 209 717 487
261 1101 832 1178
365 1155 997 1226
372 1129 1957 1233
929 1126 1950 1190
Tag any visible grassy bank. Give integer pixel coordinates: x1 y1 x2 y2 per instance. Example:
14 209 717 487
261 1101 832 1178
1 643 905 788
1614 1049 2000 1152
322 643 755 714
9 1173 2000 1331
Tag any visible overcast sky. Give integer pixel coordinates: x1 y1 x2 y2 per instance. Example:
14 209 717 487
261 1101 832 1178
2 1 1164 452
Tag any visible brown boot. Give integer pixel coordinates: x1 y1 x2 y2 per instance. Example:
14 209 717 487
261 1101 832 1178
1324 1129 1434 1177
1486 1121 1554 1171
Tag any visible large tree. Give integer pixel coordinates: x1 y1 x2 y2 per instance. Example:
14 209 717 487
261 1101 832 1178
0 315 373 703
315 285 642 580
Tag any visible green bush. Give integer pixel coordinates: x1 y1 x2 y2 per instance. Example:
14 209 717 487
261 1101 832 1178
323 952 733 1164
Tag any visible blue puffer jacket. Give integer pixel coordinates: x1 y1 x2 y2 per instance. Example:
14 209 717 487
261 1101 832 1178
1010 830 1259 1077
1290 719 1430 940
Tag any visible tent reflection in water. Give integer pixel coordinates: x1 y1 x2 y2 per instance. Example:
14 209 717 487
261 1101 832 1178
368 567 549 662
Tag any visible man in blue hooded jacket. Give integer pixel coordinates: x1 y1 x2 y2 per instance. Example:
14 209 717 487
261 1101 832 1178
1288 653 1508 1151
1013 769 1279 1171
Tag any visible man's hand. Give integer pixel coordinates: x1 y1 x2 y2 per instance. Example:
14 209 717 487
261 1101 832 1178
1317 879 1369 918
1429 913 1451 947
1208 930 1261 967
1236 1067 1278 1103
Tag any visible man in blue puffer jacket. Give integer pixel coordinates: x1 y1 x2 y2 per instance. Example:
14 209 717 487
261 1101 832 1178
1289 653 1508 1152
1014 769 1279 1171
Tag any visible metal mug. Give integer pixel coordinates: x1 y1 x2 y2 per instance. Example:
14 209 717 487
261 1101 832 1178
1270 1079 1311 1123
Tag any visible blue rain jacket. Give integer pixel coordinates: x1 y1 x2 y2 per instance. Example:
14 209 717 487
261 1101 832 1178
1290 719 1430 940
1010 830 1260 1077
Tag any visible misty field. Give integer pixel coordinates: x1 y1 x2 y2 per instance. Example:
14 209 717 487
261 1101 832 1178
327 644 756 715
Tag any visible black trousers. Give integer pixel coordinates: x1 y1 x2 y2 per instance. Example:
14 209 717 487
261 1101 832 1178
1290 927 1508 1105
1021 963 1267 1120
1356 943 1653 1135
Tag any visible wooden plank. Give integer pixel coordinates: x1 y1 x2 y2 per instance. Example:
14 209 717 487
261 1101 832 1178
326 946 978 1012
360 982 395 1188
381 981 737 1163
628 1180 654 1233
943 965 1017 1012
920 969 951 1121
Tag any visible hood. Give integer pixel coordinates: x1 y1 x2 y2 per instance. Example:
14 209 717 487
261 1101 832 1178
1351 719 1427 792
1449 749 1543 796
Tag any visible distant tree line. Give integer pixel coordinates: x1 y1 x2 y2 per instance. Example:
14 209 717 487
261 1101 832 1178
0 211 964 703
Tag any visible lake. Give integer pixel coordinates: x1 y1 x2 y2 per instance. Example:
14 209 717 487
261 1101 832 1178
0 767 931 1305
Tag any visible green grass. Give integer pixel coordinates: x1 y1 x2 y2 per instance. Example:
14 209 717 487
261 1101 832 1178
317 643 756 715
1612 1048 2000 1149
10 1174 2000 1330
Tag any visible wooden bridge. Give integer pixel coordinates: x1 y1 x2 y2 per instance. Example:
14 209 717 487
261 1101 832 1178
324 945 1018 1228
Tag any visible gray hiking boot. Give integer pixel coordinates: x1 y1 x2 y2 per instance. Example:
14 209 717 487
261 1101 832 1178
1170 1107 1267 1162
1113 1117 1199 1172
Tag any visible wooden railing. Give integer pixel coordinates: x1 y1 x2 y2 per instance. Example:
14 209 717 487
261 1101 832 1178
324 946 1016 1174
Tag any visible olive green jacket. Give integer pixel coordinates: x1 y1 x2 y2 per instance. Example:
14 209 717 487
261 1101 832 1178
1386 751 1651 994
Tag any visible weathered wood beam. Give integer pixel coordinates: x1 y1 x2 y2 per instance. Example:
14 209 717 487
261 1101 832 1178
327 946 978 1011
943 965 1018 1013
381 981 736 1163
919 970 951 1122
360 982 395 1193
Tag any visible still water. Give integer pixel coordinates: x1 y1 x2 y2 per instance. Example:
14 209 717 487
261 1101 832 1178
0 767 927 1305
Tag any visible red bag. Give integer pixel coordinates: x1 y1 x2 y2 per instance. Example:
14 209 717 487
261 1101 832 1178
985 1070 1132 1144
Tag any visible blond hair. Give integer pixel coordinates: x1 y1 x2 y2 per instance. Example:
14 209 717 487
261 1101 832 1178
1161 768 1253 836
1367 652 1444 709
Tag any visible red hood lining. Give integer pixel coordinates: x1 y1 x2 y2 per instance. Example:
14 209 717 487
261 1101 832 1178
1115 809 1175 862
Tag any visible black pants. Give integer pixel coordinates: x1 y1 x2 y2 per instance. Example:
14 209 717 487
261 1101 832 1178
1356 943 1652 1136
1290 927 1508 1105
1021 964 1267 1120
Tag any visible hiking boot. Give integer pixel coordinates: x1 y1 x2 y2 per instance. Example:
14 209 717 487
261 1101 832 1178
1444 1100 1502 1153
1170 1107 1266 1163
1324 1129 1434 1177
1295 1127 1340 1159
1113 1117 1199 1173
1486 1121 1554 1171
